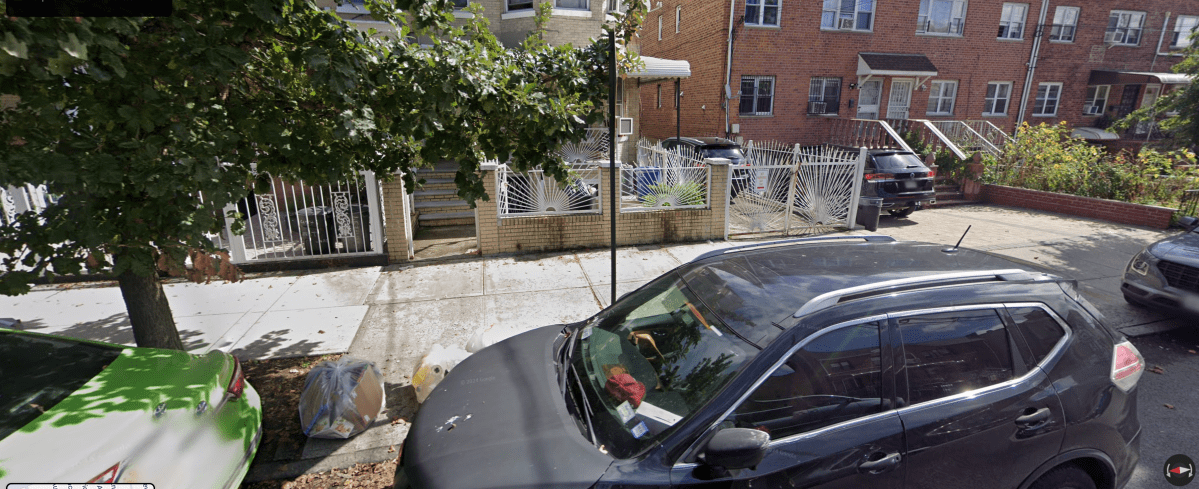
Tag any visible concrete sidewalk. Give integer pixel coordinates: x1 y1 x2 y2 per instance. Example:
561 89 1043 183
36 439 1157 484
0 203 1192 480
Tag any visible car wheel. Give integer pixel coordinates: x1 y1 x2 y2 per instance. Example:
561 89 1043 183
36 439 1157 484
1029 465 1097 489
888 207 915 218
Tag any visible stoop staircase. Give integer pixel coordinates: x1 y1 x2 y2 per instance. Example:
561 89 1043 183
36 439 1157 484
931 175 973 208
413 161 475 228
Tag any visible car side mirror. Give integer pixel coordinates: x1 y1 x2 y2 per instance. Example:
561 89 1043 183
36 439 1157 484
1180 216 1199 232
700 428 770 471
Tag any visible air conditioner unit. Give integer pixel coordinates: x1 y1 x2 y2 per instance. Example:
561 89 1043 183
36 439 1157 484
618 117 634 136
808 101 826 114
1103 30 1121 44
1084 104 1102 115
838 18 855 29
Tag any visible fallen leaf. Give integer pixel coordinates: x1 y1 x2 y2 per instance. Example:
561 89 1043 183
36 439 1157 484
388 445 396 453
1149 365 1165 374
318 330 325 334
1165 404 1175 409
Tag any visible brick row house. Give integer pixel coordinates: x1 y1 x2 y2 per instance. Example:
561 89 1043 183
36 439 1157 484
638 0 1198 147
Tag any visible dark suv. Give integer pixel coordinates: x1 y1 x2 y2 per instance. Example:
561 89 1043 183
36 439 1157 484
396 235 1143 489
859 148 937 217
661 137 751 196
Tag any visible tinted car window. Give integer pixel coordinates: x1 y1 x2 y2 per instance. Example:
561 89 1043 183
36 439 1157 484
730 322 883 440
898 309 1013 405
701 147 744 161
0 333 122 441
1008 307 1066 369
872 153 928 171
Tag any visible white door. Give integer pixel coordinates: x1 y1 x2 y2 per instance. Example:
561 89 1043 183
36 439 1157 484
857 80 883 119
886 79 914 119
1135 84 1163 135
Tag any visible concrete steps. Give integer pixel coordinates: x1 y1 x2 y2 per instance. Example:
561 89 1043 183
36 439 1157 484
930 177 975 208
411 162 475 228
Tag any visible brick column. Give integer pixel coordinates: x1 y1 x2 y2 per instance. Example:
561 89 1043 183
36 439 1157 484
704 157 731 241
962 152 986 201
476 162 500 255
380 175 413 263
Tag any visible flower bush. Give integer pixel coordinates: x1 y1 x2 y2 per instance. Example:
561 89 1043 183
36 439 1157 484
984 122 1198 208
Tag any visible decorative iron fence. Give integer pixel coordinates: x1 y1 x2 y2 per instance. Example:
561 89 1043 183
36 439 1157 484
622 140 709 211
496 163 603 218
1 184 56 227
727 143 866 237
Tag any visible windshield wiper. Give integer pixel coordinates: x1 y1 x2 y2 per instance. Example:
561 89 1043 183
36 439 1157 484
558 327 581 393
569 364 599 447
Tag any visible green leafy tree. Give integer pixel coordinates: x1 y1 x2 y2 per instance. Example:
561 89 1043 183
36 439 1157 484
0 0 644 349
1113 30 1199 148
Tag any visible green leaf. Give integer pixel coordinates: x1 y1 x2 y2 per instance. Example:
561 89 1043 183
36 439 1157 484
2 32 29 59
60 33 88 60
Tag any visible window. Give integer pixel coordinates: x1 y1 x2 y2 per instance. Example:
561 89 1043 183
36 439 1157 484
730 323 883 440
658 15 662 40
927 80 958 115
740 76 775 116
1049 6 1079 42
1173 15 1199 48
556 0 587 8
656 84 662 109
1105 11 1146 45
983 82 1011 115
607 0 623 12
898 309 1013 405
822 0 874 31
1083 85 1110 115
508 0 533 10
917 0 967 35
998 3 1027 39
1007 307 1065 370
745 0 780 27
615 78 625 117
676 5 682 33
452 0 469 8
1033 82 1062 116
808 77 842 115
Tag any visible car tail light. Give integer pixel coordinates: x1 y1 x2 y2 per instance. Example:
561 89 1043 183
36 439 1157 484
89 463 121 483
227 356 246 399
1111 340 1145 392
865 173 894 180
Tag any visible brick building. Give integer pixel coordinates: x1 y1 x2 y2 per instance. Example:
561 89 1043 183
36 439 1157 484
638 0 1197 146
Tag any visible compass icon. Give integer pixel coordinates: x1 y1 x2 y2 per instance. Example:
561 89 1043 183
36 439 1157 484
1165 454 1196 487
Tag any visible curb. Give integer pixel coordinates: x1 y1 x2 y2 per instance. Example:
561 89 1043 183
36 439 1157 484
244 445 399 483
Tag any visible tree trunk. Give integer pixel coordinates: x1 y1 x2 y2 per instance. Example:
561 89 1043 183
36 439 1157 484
117 266 185 351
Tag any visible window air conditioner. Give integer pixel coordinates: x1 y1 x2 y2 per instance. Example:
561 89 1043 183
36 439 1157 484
618 117 635 136
808 101 826 114
1103 30 1120 44
1084 104 1102 115
839 18 855 29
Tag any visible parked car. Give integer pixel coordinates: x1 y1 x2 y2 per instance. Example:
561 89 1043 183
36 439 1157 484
0 329 262 487
857 148 937 218
396 235 1143 489
1121 216 1199 317
660 137 751 197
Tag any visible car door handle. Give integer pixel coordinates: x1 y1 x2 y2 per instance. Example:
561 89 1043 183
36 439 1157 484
1015 407 1051 428
858 452 901 474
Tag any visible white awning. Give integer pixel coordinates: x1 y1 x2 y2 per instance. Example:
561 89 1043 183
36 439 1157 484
1123 71 1193 85
626 56 691 81
1071 127 1120 140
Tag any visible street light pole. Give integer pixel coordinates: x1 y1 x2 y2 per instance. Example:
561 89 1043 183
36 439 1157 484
609 30 617 303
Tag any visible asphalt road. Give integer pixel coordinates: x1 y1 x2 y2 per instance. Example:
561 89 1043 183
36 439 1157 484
1126 324 1199 489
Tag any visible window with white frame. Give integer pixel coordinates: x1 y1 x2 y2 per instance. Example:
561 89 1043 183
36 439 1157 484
615 78 625 117
556 0 587 9
607 0 623 12
452 0 469 8
1048 6 1079 42
656 84 662 109
1083 85 1109 115
739 76 775 116
745 0 780 27
917 0 967 35
508 0 534 11
998 3 1027 39
983 82 1011 115
1173 15 1198 48
927 81 958 115
1033 83 1062 116
676 5 682 33
822 0 874 31
1105 11 1145 45
808 77 841 114
658 15 662 40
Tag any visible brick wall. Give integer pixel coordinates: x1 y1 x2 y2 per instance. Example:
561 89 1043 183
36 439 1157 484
476 162 731 254
380 178 414 262
982 184 1177 229
641 0 1195 146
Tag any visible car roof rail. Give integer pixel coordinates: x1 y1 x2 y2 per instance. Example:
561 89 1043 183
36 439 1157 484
793 269 1046 317
690 235 897 263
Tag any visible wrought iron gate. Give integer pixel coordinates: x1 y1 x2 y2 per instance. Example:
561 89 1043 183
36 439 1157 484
726 143 866 238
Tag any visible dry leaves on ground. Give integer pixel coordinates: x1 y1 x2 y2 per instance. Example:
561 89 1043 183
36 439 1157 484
244 459 399 489
240 353 344 478
1149 365 1166 374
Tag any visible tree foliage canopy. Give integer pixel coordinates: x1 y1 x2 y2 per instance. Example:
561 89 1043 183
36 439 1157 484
1114 32 1199 148
0 0 643 295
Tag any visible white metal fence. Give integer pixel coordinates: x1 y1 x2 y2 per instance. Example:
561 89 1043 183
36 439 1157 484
727 143 866 238
215 171 384 263
496 163 603 218
1 184 56 227
623 140 709 211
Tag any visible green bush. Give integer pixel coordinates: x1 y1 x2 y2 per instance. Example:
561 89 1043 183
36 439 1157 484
902 131 967 180
640 181 706 207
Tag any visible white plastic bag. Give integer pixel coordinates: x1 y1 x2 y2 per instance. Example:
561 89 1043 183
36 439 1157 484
299 357 386 439
464 323 524 353
412 344 471 404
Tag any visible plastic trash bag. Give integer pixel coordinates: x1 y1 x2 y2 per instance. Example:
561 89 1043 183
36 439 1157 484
464 323 524 353
412 344 471 404
299 357 386 439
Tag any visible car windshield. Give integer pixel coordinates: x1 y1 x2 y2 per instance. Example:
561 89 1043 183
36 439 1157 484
703 147 744 161
570 273 756 458
872 153 928 171
0 333 122 441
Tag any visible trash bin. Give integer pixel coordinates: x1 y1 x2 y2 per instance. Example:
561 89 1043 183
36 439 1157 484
856 197 883 232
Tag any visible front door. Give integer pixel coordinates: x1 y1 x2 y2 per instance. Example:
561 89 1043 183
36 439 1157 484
1135 84 1162 135
1115 84 1141 119
886 79 913 119
858 80 883 119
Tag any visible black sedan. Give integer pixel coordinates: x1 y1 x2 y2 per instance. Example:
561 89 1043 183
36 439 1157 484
1122 216 1199 316
398 235 1142 489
